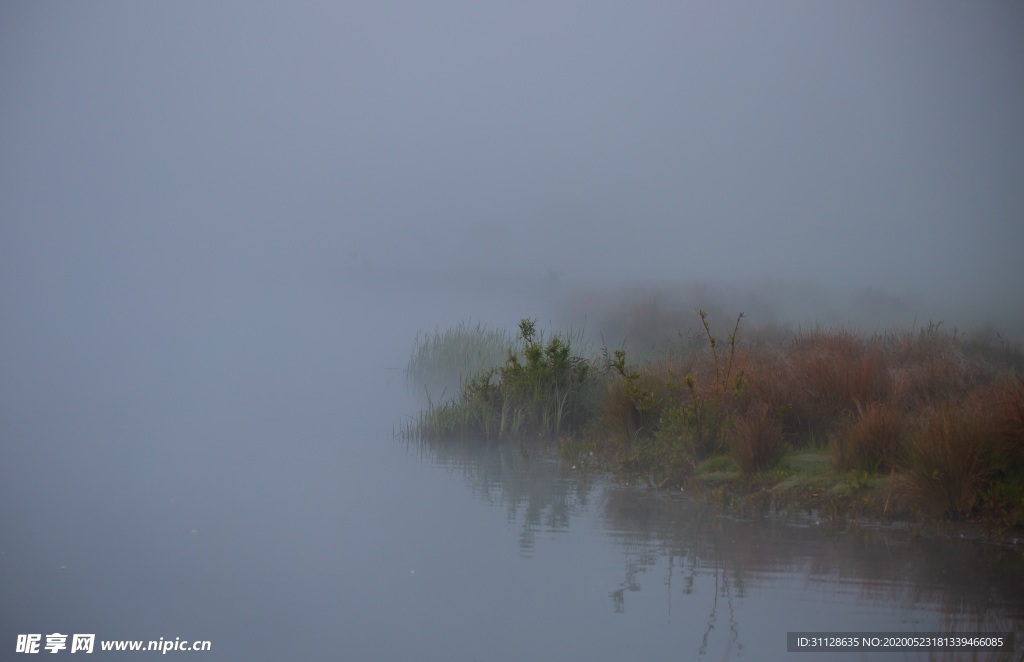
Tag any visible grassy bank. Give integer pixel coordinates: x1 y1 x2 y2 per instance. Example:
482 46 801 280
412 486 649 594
405 313 1024 531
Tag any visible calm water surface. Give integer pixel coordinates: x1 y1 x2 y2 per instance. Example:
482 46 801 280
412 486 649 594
3 284 1022 661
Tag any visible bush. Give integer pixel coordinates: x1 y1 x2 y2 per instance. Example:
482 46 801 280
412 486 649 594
414 319 595 441
496 319 594 438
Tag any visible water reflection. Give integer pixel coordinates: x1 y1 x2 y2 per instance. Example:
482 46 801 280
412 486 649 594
411 436 1024 659
601 486 1024 657
409 437 598 557
602 486 1024 611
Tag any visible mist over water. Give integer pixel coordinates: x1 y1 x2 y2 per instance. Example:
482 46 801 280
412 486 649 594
3 2 1023 659
3 270 1023 660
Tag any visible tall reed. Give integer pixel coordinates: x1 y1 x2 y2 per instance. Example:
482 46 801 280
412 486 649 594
406 320 516 399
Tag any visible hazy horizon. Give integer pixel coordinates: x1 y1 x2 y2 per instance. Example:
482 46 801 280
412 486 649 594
4 2 1022 354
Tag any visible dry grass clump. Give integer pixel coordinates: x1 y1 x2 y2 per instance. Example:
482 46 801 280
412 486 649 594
982 378 1024 525
733 344 788 412
780 329 891 443
994 378 1024 458
896 378 1024 521
830 401 906 473
899 400 998 518
886 328 968 408
889 353 963 409
728 402 787 475
884 323 1023 408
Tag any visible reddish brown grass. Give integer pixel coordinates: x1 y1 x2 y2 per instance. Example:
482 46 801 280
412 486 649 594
830 401 906 473
591 310 1023 517
899 399 999 518
995 378 1024 459
781 330 891 442
728 402 787 475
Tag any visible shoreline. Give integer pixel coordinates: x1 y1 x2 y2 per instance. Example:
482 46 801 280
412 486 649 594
638 448 1024 543
409 314 1024 535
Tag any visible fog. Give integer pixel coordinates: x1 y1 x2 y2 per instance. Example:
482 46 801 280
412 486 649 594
2 2 1023 658
5 2 1024 314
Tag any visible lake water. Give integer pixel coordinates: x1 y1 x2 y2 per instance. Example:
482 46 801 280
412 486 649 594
2 280 1022 661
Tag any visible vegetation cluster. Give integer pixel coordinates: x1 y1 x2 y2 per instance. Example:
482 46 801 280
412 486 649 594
405 313 1024 529
412 319 598 441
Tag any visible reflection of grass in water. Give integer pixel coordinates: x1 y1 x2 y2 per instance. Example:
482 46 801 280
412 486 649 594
410 422 1023 649
934 608 1021 662
600 484 1024 651
406 435 598 557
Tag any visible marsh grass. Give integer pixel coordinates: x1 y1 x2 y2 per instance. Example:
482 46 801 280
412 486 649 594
728 402 787 475
405 309 1024 526
976 378 1024 527
779 329 891 443
830 401 906 473
899 400 998 518
995 378 1024 462
406 320 516 400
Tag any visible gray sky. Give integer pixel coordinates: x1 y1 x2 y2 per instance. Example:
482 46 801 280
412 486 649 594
2 1 1023 333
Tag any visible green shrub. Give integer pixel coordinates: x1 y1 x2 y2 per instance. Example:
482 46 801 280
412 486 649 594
413 319 596 441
